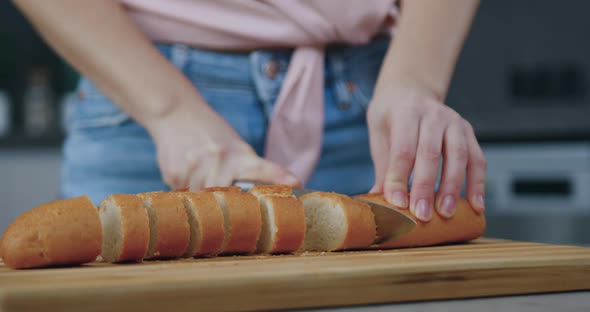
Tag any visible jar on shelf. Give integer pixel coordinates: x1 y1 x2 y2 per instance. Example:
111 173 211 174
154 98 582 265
23 67 56 137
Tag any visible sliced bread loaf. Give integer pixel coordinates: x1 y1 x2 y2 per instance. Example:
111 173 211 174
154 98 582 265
98 194 149 263
209 190 262 255
300 192 376 252
249 185 305 254
137 192 190 259
174 191 225 257
0 195 101 269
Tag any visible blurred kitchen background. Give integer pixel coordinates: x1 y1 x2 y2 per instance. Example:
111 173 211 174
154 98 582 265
1 1 589 246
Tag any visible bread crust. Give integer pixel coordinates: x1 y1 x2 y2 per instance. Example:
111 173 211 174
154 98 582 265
214 191 262 255
175 192 225 256
205 186 242 192
354 193 486 249
104 194 150 263
258 194 305 254
249 185 293 196
0 195 101 269
300 192 376 251
138 192 190 259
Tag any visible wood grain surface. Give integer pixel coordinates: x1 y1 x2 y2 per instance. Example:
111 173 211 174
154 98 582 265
1 238 589 312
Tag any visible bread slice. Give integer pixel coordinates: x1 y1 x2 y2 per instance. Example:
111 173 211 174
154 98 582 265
249 185 305 254
0 195 101 269
209 190 262 255
354 193 486 249
300 192 376 252
174 191 225 257
98 194 149 263
249 184 293 196
137 192 190 259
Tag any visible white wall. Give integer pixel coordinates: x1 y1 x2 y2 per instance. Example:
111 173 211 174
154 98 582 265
0 149 62 234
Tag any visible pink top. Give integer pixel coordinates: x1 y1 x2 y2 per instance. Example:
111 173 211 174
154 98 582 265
120 0 399 185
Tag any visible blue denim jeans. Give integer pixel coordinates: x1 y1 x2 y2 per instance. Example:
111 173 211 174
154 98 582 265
61 36 391 205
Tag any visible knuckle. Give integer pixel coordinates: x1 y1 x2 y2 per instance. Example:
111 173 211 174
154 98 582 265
398 102 421 116
475 178 486 188
472 153 487 169
385 171 406 186
424 110 444 124
446 184 463 196
418 144 442 161
452 143 469 162
434 104 449 116
411 180 436 193
469 178 486 193
408 102 422 113
392 146 416 162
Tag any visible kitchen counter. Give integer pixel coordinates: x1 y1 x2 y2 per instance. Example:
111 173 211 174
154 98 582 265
2 238 589 312
306 291 589 312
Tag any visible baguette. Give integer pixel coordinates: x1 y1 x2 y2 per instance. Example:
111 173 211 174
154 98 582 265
354 193 486 248
249 185 305 254
300 192 376 251
0 195 101 269
174 191 225 257
209 190 262 255
99 194 149 263
137 192 190 259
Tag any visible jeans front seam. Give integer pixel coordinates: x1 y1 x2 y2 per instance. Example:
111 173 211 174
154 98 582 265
169 43 191 73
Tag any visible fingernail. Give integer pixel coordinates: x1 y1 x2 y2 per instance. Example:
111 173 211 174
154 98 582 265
415 199 432 221
389 191 408 208
439 195 456 218
474 194 485 211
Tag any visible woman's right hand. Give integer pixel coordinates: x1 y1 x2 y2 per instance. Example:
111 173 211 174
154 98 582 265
12 0 300 191
147 103 301 191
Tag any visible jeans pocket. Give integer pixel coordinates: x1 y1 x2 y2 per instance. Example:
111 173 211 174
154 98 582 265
346 36 390 110
67 78 131 132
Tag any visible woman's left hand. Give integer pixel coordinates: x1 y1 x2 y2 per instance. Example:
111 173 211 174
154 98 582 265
367 84 486 222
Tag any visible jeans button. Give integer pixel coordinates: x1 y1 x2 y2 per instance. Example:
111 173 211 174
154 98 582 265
338 101 351 110
345 81 356 92
264 61 279 79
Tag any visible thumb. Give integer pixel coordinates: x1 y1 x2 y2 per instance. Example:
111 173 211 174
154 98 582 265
236 156 301 187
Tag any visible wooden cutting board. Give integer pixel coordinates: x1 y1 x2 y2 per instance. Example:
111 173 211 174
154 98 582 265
1 238 589 312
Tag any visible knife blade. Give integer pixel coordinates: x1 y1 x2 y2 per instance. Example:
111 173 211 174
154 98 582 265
232 180 417 245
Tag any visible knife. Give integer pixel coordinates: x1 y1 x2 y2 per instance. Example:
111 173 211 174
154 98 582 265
232 180 417 245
